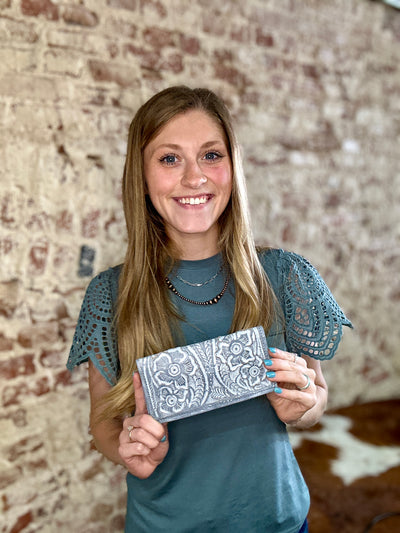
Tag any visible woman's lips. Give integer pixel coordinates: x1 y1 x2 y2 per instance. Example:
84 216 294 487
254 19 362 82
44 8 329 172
175 194 213 205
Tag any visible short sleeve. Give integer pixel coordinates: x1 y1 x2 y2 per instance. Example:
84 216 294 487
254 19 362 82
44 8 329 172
278 251 353 360
66 267 121 385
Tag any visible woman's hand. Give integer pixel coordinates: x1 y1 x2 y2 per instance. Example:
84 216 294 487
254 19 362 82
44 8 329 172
264 347 328 428
118 373 169 479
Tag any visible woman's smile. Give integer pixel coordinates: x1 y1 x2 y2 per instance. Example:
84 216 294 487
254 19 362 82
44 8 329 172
174 194 214 206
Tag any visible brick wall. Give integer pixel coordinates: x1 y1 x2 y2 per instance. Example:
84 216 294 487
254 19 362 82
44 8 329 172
1 0 399 531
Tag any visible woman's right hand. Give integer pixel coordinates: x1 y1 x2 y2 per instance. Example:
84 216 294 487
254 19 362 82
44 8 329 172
118 372 169 479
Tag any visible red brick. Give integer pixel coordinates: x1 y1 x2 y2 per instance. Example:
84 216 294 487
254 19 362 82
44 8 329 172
28 240 49 275
140 0 167 18
88 59 138 87
82 209 101 238
0 236 13 255
62 5 99 27
110 515 125 530
17 322 60 348
26 211 49 231
9 511 33 533
39 348 65 368
90 503 114 522
0 332 13 351
55 209 73 231
255 27 274 47
302 63 319 79
1 194 16 227
215 49 234 62
0 280 20 318
108 42 119 59
213 64 250 91
7 435 44 462
201 13 227 36
3 376 51 407
0 354 35 378
105 18 138 39
0 467 21 491
21 0 59 21
143 26 175 49
10 511 33 533
164 52 183 74
179 34 200 55
2 408 27 428
230 25 251 43
55 369 73 386
124 43 158 70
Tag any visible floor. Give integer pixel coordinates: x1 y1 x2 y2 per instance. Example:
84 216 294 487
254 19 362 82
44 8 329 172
290 400 400 533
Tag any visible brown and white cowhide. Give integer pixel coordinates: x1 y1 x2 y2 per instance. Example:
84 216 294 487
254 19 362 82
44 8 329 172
290 400 400 533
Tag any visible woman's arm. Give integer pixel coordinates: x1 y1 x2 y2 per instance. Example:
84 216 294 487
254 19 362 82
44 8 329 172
264 349 328 429
88 360 169 478
88 359 125 465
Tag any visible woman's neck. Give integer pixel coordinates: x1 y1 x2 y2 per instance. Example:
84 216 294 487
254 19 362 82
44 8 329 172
169 232 220 261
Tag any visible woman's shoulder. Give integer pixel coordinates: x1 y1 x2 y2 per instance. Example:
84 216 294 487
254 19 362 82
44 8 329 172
85 264 122 297
257 247 303 287
258 247 353 360
66 264 123 385
258 247 330 285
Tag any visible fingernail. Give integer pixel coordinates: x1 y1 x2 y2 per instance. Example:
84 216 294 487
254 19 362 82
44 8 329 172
160 435 167 443
266 371 276 378
264 359 273 366
269 347 277 353
274 387 282 394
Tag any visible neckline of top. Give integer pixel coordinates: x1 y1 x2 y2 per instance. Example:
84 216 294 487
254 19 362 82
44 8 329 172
175 252 222 271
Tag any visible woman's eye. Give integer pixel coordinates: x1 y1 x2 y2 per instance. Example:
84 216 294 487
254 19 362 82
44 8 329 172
160 154 177 165
204 151 222 161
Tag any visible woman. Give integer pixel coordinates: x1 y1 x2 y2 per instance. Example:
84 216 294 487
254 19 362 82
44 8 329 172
68 86 352 532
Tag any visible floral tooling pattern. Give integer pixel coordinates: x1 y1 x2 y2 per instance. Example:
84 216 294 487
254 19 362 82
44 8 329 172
137 326 273 423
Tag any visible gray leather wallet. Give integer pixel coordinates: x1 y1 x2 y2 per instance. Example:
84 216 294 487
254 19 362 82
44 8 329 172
136 326 273 423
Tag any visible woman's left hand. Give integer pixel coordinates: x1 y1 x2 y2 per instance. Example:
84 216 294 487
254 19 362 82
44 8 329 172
264 347 327 427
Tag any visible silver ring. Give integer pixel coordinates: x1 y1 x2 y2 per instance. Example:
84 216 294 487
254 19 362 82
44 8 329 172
293 353 297 364
298 374 311 390
127 425 134 441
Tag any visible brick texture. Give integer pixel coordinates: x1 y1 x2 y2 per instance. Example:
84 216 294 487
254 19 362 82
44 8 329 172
0 0 399 531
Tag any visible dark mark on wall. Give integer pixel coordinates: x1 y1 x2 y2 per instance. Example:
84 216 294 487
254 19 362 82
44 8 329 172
78 245 95 277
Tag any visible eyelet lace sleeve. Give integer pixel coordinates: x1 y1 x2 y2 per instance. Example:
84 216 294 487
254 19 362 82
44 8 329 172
279 252 353 360
66 267 120 385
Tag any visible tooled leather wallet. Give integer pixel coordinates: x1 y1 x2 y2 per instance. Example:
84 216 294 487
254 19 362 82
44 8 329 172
136 326 274 423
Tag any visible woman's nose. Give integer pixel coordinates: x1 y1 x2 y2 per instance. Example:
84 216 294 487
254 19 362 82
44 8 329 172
181 161 207 188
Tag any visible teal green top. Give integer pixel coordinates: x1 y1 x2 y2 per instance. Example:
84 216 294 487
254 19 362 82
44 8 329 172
67 249 352 532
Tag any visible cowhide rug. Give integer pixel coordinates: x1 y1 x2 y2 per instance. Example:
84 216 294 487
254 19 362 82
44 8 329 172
290 400 400 533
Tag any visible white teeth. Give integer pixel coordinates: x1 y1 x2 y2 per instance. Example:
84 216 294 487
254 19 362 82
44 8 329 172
179 196 208 205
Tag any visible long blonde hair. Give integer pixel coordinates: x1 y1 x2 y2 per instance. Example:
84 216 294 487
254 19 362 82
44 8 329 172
101 86 276 421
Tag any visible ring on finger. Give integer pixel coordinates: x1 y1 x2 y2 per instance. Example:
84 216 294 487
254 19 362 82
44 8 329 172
292 353 298 364
298 373 311 391
127 425 134 441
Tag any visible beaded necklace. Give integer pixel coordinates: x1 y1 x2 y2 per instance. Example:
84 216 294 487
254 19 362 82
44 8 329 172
165 273 230 306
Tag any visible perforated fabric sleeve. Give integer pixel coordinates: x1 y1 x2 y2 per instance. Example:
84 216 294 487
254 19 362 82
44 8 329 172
275 250 353 360
66 266 121 385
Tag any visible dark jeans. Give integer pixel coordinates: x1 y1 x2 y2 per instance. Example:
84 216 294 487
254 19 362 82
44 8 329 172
299 519 308 533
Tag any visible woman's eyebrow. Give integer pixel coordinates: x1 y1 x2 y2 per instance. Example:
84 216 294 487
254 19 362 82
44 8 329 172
148 140 225 157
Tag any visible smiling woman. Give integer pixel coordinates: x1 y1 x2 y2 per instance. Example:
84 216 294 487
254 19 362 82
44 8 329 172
143 110 232 259
67 86 352 533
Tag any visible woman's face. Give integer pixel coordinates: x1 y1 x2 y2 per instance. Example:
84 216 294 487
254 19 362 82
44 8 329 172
143 110 232 257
